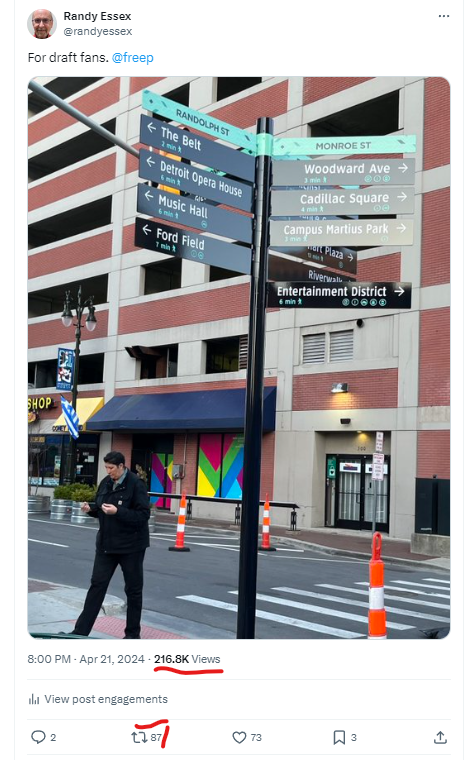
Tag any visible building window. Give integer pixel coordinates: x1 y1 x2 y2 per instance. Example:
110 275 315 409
144 259 181 295
28 354 104 388
28 433 99 487
206 336 247 374
329 330 354 362
216 78 262 102
310 90 400 138
28 196 112 249
302 333 325 365
125 345 178 379
163 83 190 107
302 330 354 365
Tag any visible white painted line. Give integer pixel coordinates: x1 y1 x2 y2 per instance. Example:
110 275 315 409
318 584 450 610
273 587 450 624
391 580 451 592
28 518 97 531
356 581 449 599
274 548 305 553
423 578 450 585
151 533 239 539
178 595 363 638
28 538 69 548
228 591 412 631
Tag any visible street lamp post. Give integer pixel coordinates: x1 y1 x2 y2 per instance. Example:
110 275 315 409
61 285 97 484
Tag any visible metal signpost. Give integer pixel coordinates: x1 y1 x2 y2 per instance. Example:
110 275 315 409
138 89 417 639
372 431 385 533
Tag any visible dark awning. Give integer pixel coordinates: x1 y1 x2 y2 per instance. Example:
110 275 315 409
87 387 276 432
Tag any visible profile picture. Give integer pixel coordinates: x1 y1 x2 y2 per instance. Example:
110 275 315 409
29 9 55 38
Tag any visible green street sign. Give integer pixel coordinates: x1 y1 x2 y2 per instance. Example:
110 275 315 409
142 91 257 152
273 135 416 157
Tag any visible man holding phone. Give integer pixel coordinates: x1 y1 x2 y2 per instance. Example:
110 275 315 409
71 451 150 639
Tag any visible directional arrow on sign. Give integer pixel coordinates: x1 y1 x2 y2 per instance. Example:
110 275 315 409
267 281 412 309
270 186 415 216
136 184 253 244
134 218 252 275
271 158 416 187
270 219 414 247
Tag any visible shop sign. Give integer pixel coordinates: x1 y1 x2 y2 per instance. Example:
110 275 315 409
28 396 55 411
340 462 361 473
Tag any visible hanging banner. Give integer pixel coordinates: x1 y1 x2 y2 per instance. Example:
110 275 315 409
56 348 75 391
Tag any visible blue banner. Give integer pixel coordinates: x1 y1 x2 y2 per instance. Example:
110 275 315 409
57 347 74 391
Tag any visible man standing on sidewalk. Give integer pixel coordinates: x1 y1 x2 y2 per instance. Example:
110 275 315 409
72 451 150 639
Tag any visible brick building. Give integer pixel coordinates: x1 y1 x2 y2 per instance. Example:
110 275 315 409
28 76 450 539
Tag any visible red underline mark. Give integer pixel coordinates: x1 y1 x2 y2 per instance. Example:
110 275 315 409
135 718 169 730
153 666 224 676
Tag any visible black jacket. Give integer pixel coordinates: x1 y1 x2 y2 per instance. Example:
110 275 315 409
88 469 150 554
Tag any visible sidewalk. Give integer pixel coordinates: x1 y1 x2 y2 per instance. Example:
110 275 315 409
153 512 450 570
27 579 232 640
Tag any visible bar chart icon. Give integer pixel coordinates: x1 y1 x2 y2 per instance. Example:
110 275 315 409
29 694 39 705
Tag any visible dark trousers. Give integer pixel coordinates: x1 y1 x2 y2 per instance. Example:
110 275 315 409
74 550 146 638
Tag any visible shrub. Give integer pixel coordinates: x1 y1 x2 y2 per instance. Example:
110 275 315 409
53 483 97 501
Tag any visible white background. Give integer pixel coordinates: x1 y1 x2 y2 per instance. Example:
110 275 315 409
5 0 469 757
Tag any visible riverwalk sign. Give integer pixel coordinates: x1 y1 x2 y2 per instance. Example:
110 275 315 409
272 158 415 186
268 253 355 283
267 282 412 309
134 219 252 275
270 187 415 217
270 219 414 247
137 184 253 244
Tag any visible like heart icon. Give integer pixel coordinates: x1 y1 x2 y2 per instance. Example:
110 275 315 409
232 731 247 744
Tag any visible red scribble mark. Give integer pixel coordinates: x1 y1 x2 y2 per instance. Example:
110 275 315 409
153 666 224 675
162 725 170 748
134 719 169 749
135 718 169 730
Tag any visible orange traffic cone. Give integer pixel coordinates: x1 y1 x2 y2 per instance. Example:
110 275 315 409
259 494 276 551
368 532 386 639
169 490 190 552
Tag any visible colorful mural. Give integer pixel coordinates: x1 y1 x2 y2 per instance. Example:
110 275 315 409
150 452 173 508
197 433 244 499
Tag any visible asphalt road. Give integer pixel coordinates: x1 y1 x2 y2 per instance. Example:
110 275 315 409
28 516 450 640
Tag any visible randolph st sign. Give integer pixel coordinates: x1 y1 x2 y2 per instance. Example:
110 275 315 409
272 157 416 186
134 219 252 275
267 281 412 309
270 219 414 247
270 187 415 216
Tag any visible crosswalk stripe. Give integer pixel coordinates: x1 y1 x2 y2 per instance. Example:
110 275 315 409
228 591 412 630
177 595 363 638
273 587 450 624
356 582 449 599
390 580 451 592
318 584 450 610
423 578 450 585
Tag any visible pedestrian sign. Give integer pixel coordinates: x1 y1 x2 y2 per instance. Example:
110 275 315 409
327 457 336 479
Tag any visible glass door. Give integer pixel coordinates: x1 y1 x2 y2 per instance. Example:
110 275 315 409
334 455 390 531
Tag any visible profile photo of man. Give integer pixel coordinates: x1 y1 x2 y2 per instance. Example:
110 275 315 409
31 9 54 38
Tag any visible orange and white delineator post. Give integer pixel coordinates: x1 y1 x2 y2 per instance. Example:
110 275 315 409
368 531 386 639
259 494 276 551
168 490 191 552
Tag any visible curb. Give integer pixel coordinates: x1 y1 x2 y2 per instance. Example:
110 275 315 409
155 520 449 570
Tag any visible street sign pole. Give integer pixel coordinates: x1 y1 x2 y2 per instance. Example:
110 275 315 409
237 118 273 640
